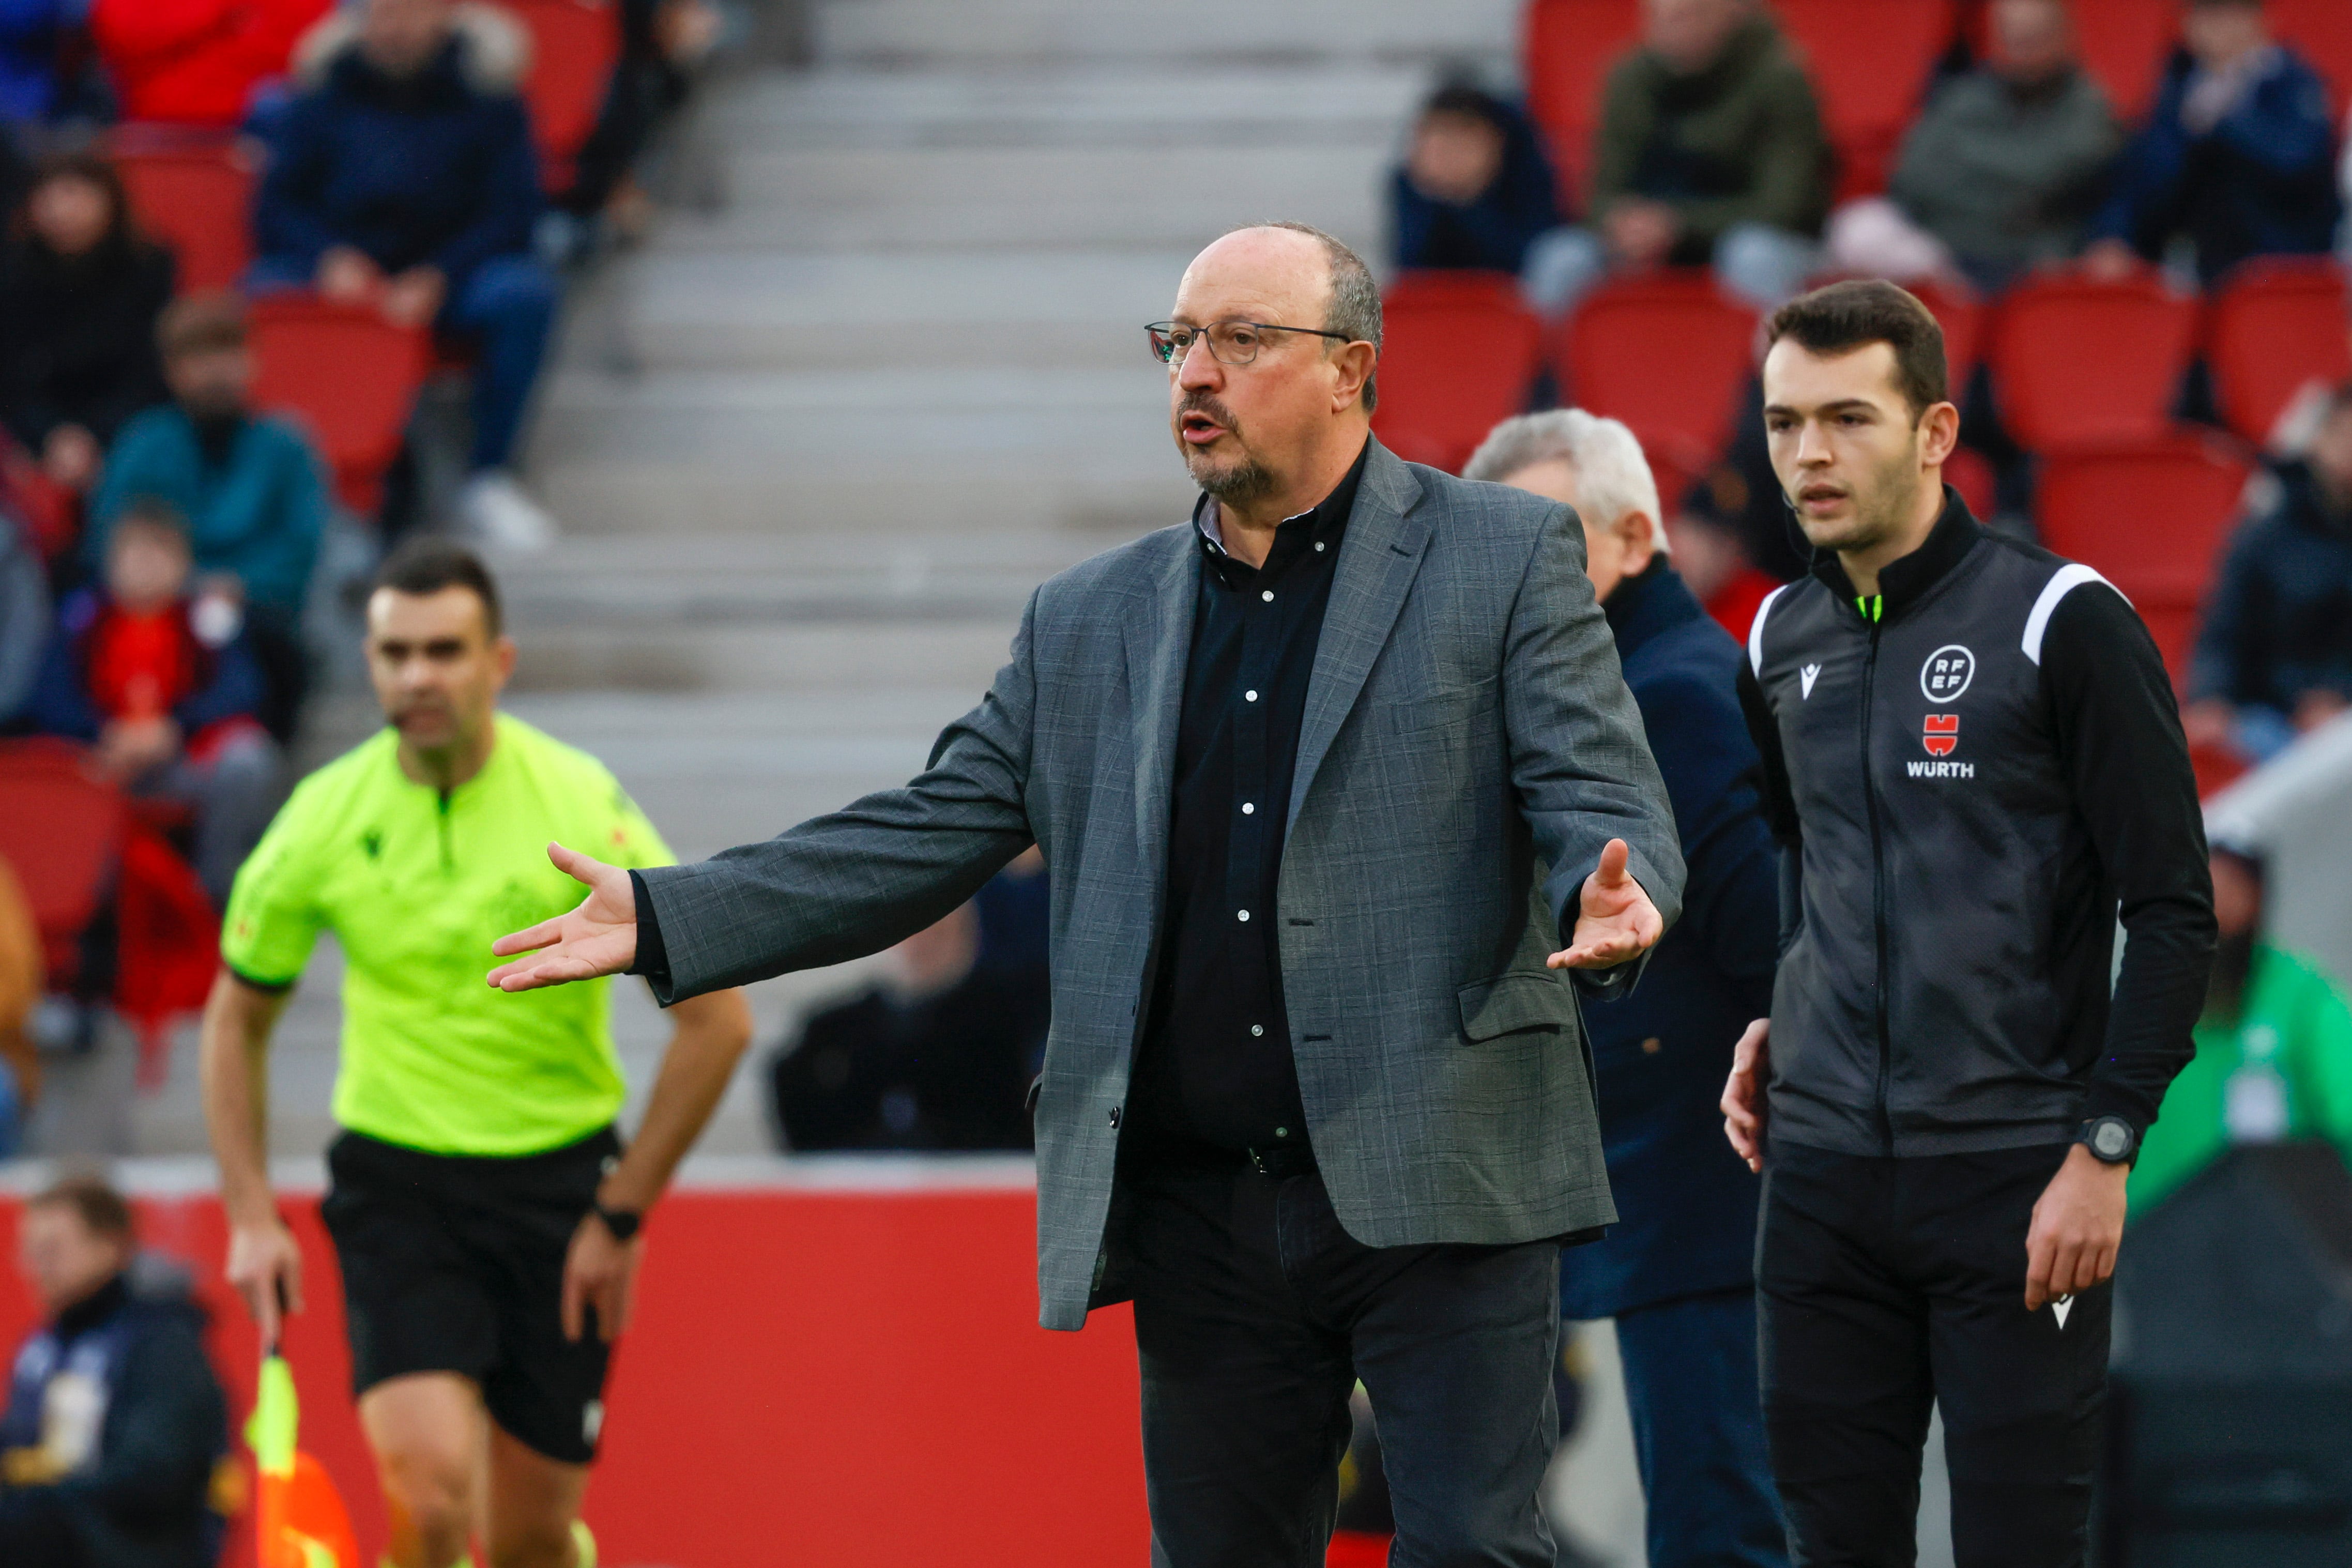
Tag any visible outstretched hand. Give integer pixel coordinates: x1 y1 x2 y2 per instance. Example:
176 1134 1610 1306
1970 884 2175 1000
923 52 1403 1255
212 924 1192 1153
487 843 639 991
1546 838 1664 972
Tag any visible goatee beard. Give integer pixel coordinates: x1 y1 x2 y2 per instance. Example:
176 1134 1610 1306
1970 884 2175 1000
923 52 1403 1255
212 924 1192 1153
1189 451 1277 504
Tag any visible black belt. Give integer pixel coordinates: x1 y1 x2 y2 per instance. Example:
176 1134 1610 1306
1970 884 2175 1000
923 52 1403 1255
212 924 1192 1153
1246 1140 1320 1181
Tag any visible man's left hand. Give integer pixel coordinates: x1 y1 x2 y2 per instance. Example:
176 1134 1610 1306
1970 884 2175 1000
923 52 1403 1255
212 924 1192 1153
1547 837 1664 971
2023 1142 2129 1311
561 1207 644 1344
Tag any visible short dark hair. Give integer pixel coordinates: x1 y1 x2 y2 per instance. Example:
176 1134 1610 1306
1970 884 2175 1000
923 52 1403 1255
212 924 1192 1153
1764 279 1950 421
31 1174 135 1242
158 291 248 360
373 537 503 638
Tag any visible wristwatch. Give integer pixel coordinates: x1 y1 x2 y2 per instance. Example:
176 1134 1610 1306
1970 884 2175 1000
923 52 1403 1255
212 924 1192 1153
2076 1115 2139 1166
591 1202 644 1242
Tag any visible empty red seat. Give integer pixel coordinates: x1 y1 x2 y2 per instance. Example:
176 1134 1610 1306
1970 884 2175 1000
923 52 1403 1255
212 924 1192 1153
2034 433 2253 686
496 0 621 187
1523 0 1644 207
2205 258 2352 445
1907 274 1986 392
1772 0 1957 199
1371 273 1545 474
113 140 257 293
1987 272 2198 450
2068 0 2180 122
1554 272 1759 478
248 296 431 514
0 741 125 988
2273 0 2352 107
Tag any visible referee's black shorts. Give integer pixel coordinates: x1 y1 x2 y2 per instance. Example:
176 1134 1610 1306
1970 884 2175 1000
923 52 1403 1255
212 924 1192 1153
322 1126 621 1465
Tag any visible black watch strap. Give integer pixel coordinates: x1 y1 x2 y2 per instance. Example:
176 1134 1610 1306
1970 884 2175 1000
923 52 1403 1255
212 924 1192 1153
593 1202 643 1241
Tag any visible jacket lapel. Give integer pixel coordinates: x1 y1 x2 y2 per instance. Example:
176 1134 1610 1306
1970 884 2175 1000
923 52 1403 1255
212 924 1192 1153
1124 527 1200 859
1287 443 1429 833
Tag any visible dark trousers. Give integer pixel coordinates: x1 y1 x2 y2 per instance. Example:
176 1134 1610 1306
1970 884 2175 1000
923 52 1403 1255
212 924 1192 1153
1758 1143 2111 1568
1615 1287 1790 1568
1127 1165 1563 1568
0 1486 84 1568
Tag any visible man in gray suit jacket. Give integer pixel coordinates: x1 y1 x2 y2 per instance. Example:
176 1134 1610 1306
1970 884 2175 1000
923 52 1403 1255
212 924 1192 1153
490 223 1684 1565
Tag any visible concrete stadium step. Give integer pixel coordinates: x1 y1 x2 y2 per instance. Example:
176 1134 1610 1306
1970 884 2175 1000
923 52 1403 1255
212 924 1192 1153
810 0 1519 66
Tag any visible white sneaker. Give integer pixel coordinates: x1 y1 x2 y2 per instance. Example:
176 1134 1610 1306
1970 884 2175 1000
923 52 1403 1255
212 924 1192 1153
458 472 559 553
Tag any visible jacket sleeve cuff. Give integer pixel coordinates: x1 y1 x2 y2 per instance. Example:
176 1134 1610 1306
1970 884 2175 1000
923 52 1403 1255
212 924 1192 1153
2079 1079 2159 1137
625 869 673 996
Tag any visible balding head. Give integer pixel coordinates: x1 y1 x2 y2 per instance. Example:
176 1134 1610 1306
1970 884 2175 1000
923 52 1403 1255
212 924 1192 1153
1162 224 1380 532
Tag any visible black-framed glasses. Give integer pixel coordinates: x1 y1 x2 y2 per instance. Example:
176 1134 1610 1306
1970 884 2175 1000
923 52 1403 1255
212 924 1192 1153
1146 319 1353 367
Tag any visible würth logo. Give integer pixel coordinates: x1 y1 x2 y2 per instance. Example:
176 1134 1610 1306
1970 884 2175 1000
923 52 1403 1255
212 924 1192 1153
1923 714 1959 757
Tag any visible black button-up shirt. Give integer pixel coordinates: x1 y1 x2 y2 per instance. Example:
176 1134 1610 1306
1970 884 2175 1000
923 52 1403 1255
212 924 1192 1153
1122 441 1369 1165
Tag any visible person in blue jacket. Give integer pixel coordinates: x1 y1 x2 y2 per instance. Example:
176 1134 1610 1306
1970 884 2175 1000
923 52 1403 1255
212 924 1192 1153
0 1175 230 1568
2083 0 2340 285
1468 409 1788 1568
1388 82 1563 280
253 0 563 548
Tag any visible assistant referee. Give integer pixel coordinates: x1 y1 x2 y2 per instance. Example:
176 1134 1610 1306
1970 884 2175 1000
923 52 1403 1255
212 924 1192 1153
199 541 752 1568
1721 282 2214 1565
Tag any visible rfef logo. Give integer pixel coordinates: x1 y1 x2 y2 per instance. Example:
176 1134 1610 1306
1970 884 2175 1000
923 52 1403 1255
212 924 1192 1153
1921 645 1975 701
1923 714 1959 757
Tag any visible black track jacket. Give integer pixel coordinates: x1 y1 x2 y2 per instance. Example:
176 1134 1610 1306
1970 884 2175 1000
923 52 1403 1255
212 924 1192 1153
1737 491 2215 1157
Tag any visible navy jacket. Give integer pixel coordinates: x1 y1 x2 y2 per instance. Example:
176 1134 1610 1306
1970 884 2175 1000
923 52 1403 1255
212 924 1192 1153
255 32 541 287
2191 462 2352 714
2090 44 2340 284
1389 100 1562 275
2 1269 229 1568
1561 563 1778 1319
25 588 266 744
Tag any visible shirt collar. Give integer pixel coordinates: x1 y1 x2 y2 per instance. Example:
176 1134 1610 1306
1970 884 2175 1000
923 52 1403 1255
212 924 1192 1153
1192 438 1370 577
1602 559 1705 658
1809 484 1984 621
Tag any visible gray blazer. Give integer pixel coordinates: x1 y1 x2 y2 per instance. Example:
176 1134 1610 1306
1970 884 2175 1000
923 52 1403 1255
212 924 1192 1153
639 441 1684 1328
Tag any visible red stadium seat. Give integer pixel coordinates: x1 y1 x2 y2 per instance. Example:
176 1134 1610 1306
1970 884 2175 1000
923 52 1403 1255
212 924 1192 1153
2069 0 2180 122
496 0 620 185
1907 274 1986 392
2272 0 2352 107
1986 272 2198 450
1523 0 1644 206
2034 433 2253 686
0 741 125 988
1554 272 1759 478
1371 273 1545 474
2204 257 2352 445
1771 0 1958 199
248 296 431 514
113 139 258 294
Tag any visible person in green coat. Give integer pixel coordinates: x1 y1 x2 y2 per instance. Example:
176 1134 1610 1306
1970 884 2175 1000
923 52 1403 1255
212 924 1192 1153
2132 848 2352 1211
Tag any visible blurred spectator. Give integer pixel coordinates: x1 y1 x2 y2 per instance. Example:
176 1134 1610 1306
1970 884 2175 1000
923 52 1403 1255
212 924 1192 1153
0 152 176 499
255 0 561 549
1526 0 1828 315
2184 380 2352 763
1828 0 2120 294
2085 0 2340 286
0 508 46 724
26 502 277 908
90 294 327 741
89 0 330 127
770 858 1049 1153
0 854 37 1157
551 0 720 245
0 1176 231 1568
2129 848 2352 1210
0 0 88 132
1388 82 1561 279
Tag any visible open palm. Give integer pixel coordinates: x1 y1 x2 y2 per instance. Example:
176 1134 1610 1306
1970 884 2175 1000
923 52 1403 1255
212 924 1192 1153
487 843 639 991
1546 838 1663 971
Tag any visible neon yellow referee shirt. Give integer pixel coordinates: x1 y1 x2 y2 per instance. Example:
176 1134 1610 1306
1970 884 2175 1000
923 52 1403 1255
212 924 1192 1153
222 713 673 1156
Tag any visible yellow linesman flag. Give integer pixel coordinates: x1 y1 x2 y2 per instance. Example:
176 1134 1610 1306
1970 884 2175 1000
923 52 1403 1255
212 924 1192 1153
246 1353 359 1568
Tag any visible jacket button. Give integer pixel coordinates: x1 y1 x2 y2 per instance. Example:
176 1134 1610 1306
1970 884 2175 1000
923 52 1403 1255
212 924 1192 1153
1108 1106 1122 1128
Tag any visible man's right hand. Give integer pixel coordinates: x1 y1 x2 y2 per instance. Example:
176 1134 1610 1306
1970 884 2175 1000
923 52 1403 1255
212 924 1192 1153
1721 1017 1770 1172
487 843 639 991
225 1217 303 1346
315 245 379 303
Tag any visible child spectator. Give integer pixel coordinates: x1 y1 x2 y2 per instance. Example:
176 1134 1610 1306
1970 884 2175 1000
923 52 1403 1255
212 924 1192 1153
1388 82 1562 281
2185 381 2352 763
1525 0 1828 315
0 151 176 499
26 502 278 908
2085 0 2340 285
0 1176 232 1568
253 0 562 550
89 0 331 127
90 294 328 740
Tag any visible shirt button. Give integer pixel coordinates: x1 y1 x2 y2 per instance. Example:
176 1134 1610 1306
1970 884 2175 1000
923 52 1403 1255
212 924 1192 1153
1241 802 1255 814
1314 542 1325 552
1237 909 1250 922
1251 1024 1264 1037
1275 1127 1290 1139
1108 1106 1121 1128
1245 690 1259 702
1261 590 1274 602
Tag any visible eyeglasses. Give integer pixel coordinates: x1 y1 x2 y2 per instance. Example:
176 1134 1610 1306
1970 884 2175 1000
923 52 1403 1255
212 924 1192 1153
1146 319 1354 367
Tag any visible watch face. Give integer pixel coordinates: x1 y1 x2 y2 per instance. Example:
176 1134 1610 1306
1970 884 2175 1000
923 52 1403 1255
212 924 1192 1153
2093 1120 2131 1159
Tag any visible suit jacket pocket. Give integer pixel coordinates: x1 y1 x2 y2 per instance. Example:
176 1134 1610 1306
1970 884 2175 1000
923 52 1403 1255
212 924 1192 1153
1381 677 1501 737
1457 970 1568 1042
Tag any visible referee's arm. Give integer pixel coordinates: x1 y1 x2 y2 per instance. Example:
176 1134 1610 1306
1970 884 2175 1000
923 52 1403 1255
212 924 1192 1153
200 969 303 1344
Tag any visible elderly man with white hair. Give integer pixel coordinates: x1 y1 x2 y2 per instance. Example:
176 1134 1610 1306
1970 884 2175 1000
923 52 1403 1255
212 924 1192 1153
1468 411 1791 1568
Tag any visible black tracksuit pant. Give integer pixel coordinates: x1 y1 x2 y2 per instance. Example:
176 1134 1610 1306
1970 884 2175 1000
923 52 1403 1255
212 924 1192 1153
1758 1142 2111 1568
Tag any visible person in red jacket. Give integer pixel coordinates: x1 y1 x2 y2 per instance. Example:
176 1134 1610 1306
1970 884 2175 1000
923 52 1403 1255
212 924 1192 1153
91 0 330 126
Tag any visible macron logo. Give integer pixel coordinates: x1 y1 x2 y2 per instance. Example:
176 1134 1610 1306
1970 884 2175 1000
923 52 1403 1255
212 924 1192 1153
2052 1296 2074 1330
1800 664 1821 699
